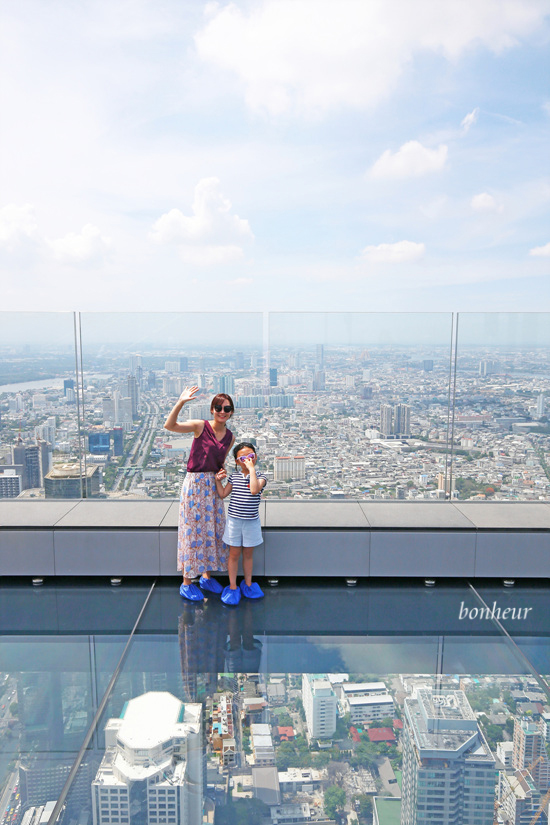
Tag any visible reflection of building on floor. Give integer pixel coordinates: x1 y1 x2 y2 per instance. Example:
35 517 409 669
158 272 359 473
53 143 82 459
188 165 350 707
302 674 337 740
497 768 548 824
401 688 496 825
92 692 202 825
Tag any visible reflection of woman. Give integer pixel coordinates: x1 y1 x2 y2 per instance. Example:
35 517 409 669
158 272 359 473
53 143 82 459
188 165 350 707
164 387 235 601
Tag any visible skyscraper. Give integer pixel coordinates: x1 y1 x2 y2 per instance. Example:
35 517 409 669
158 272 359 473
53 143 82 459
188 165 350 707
380 404 393 438
269 368 278 387
126 374 139 420
316 344 324 367
401 688 496 824
394 403 411 437
213 375 235 395
92 692 203 825
12 439 49 489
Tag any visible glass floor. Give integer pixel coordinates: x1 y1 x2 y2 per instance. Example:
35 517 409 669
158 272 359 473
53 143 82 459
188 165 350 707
1 578 550 824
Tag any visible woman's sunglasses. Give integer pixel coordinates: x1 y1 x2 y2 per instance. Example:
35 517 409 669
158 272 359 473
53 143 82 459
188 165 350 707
214 405 232 413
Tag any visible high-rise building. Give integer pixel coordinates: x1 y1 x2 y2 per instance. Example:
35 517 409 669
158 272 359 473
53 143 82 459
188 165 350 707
147 370 157 390
312 370 325 391
129 354 142 373
235 352 244 369
269 368 278 387
361 385 373 400
393 403 411 437
302 674 337 740
316 344 324 368
268 395 294 408
20 756 94 812
213 376 235 395
537 393 546 418
126 375 140 420
35 416 56 449
423 360 434 371
497 768 546 824
401 688 496 825
12 439 49 489
88 432 111 455
165 360 181 373
512 717 550 791
92 692 203 825
380 404 393 438
63 379 75 397
110 428 124 457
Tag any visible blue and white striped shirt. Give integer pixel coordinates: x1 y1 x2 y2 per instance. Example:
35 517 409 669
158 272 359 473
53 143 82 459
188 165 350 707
227 471 267 519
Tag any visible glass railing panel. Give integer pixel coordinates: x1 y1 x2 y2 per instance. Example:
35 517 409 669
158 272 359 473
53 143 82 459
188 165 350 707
267 312 454 500
0 312 81 500
0 580 152 822
78 312 264 499
452 312 550 501
42 579 544 824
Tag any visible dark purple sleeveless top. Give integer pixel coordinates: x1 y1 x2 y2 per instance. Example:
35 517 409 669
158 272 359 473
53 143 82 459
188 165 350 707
186 420 233 473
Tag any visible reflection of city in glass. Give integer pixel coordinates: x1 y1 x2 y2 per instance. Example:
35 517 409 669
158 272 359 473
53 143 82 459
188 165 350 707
2 330 550 501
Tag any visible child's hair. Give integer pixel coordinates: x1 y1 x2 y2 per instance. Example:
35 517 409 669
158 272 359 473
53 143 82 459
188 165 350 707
232 441 257 464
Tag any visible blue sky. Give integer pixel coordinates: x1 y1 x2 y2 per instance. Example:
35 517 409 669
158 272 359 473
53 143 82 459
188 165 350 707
0 0 549 314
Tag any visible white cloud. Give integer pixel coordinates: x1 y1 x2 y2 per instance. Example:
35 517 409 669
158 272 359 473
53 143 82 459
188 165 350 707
195 0 548 117
48 224 111 265
461 107 480 133
0 204 39 252
360 240 426 263
543 102 550 116
371 141 448 179
179 245 245 266
150 178 253 266
228 276 254 286
471 192 503 213
529 242 550 257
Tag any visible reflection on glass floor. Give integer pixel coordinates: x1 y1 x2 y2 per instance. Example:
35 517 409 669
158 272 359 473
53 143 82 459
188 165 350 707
2 581 550 824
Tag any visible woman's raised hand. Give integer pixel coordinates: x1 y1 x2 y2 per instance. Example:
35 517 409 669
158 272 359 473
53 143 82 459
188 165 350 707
179 386 199 404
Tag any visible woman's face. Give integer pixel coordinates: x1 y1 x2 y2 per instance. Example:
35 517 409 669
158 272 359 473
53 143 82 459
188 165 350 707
212 400 233 424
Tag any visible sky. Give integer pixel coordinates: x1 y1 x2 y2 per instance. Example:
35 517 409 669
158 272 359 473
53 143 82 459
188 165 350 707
1 0 549 316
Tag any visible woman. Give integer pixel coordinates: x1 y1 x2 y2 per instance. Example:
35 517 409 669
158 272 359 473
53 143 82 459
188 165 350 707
164 386 235 601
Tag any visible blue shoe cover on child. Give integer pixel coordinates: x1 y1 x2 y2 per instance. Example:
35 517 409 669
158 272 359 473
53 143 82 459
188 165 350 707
221 586 241 606
179 583 204 601
199 575 223 594
240 581 264 599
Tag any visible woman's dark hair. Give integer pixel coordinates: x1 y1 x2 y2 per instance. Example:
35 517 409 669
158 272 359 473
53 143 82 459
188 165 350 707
210 393 234 413
232 441 257 462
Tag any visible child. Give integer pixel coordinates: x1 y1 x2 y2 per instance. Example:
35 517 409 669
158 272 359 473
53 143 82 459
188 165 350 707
215 442 267 605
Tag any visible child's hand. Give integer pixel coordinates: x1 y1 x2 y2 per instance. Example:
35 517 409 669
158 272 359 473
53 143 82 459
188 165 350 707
216 468 227 481
243 458 255 472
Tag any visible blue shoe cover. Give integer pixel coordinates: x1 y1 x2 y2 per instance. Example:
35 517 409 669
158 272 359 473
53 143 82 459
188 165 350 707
240 581 264 599
179 583 204 601
221 586 241 606
199 575 223 594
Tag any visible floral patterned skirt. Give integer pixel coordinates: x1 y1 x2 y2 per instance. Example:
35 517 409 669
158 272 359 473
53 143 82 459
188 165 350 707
177 472 228 578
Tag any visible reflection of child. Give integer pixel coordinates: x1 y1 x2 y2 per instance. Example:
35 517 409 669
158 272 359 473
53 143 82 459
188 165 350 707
215 442 267 606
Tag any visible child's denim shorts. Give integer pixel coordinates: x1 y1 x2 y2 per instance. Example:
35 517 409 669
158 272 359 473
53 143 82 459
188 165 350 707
223 516 263 547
